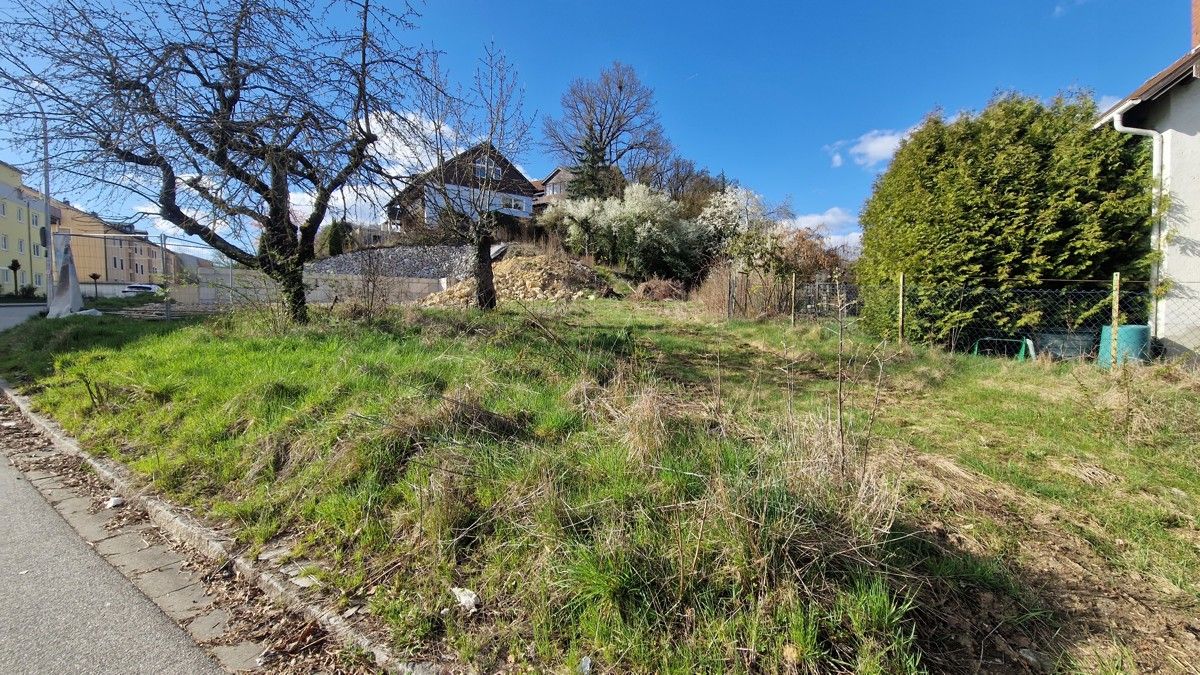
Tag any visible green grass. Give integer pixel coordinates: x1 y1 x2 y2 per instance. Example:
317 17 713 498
2 299 1198 671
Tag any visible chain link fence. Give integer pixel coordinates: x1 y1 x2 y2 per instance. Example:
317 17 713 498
720 269 1200 361
62 230 464 320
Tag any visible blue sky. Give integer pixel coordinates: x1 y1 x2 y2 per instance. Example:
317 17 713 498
408 0 1189 246
1 0 1192 250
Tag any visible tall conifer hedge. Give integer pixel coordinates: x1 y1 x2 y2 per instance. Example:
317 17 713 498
857 94 1153 342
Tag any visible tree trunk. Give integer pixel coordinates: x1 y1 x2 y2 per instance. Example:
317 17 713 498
275 266 309 324
475 232 497 310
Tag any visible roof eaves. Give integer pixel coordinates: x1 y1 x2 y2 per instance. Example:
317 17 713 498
1096 50 1200 127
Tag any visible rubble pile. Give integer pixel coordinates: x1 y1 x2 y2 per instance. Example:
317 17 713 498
422 254 610 307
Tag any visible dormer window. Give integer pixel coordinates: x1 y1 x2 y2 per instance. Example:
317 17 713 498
474 157 501 180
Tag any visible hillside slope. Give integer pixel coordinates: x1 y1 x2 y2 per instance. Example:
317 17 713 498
1 301 1197 672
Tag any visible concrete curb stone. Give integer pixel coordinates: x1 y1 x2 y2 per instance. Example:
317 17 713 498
2 379 443 674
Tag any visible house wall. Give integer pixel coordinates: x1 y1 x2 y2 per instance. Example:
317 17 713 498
53 204 182 285
1141 78 1200 353
0 164 51 294
421 184 532 224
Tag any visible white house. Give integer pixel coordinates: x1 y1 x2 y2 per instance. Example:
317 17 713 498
1098 0 1200 353
386 143 538 234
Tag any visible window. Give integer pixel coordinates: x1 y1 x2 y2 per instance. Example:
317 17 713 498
34 273 42 287
0 234 6 250
547 183 564 196
113 257 119 269
1 270 7 282
17 239 24 254
17 208 23 222
474 157 501 180
32 244 40 257
19 271 26 286
500 195 524 211
0 202 6 216
31 213 38 227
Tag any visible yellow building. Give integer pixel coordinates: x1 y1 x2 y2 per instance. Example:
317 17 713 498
52 200 180 285
5 161 182 290
0 160 53 295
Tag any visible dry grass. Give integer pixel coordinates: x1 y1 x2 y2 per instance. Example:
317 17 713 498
632 278 685 301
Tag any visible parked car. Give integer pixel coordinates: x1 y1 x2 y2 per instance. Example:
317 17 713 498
119 284 163 297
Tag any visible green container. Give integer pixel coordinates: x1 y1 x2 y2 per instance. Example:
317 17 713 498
1098 325 1151 368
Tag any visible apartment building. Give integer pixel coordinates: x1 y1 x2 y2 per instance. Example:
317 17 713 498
0 160 56 294
51 201 179 284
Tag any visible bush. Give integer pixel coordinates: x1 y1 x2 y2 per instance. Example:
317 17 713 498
857 93 1153 342
547 184 718 283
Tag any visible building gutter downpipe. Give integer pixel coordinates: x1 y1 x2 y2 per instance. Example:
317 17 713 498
1108 100 1164 338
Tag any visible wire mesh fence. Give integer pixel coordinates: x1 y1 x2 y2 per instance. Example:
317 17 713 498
722 270 1200 361
61 230 461 321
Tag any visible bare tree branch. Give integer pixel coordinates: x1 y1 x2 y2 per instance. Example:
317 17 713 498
0 0 433 321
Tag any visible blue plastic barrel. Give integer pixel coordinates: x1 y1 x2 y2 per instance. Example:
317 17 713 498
1098 325 1151 368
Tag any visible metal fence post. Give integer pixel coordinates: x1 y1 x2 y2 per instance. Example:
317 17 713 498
898 272 906 345
790 272 797 327
1110 272 1120 366
726 267 733 320
161 233 171 322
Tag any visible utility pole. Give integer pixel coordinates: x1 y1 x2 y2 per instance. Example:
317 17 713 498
38 93 51 305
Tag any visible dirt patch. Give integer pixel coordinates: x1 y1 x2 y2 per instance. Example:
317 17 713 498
422 254 611 307
901 451 1200 673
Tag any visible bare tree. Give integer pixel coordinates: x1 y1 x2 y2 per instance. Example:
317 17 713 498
0 0 434 323
542 62 668 181
400 45 533 309
631 154 727 219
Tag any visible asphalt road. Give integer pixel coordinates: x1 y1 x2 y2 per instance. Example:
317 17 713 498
0 455 221 674
0 304 45 332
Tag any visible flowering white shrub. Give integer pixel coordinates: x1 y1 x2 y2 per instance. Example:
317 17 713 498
697 186 783 271
546 185 704 280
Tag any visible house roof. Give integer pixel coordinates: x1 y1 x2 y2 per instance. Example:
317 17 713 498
390 143 539 206
541 166 574 184
1097 49 1200 126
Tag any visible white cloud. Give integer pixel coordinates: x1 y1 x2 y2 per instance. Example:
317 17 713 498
1097 94 1122 113
848 129 909 167
781 206 862 256
783 206 856 233
826 126 916 169
1053 0 1092 17
823 231 862 257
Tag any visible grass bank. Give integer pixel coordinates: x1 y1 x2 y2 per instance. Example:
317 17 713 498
1 300 1197 672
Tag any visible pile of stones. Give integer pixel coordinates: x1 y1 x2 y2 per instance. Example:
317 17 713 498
422 254 609 307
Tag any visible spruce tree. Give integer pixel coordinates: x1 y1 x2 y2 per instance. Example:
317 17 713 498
327 220 350 256
569 137 623 199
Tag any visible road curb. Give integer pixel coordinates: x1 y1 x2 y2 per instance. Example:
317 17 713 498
1 379 440 674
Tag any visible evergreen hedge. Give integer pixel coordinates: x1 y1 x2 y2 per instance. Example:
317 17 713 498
857 94 1153 343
